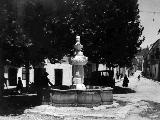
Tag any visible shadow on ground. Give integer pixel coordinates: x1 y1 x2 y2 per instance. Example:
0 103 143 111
139 100 160 119
113 99 129 106
0 94 38 116
113 86 136 94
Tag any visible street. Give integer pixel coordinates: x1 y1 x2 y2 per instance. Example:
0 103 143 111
0 71 160 120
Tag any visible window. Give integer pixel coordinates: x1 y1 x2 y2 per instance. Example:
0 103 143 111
22 68 26 80
151 54 154 59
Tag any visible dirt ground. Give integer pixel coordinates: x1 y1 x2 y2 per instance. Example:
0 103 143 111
0 71 160 120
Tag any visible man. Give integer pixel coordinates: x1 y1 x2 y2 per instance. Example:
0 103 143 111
37 71 53 104
39 72 53 88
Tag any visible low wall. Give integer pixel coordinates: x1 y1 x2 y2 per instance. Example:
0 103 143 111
41 88 113 106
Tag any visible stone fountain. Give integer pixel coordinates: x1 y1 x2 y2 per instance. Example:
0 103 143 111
41 36 113 106
70 36 88 90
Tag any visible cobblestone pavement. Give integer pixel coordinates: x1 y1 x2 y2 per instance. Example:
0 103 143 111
0 114 63 120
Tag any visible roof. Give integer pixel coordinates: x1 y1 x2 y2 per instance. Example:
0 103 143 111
147 39 160 56
141 39 160 59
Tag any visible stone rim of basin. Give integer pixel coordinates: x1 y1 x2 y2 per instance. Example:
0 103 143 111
48 87 113 91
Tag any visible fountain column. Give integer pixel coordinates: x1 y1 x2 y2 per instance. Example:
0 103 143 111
70 36 88 90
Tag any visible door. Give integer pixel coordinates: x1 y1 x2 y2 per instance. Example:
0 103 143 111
55 69 63 86
8 68 17 86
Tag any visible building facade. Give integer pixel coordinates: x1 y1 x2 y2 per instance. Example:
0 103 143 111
4 56 110 88
143 39 160 81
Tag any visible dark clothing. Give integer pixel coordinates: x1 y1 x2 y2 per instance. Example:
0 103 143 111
37 74 53 104
138 75 140 80
123 76 129 87
40 76 49 88
39 75 53 88
17 79 23 92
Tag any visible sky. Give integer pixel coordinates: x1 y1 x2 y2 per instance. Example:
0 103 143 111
138 0 160 48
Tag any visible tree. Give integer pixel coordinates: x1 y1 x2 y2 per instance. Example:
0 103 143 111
0 0 35 97
0 0 17 99
0 0 22 99
63 0 144 68
9 0 144 90
12 0 75 90
16 0 144 69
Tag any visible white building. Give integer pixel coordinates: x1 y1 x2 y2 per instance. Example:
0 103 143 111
4 56 112 88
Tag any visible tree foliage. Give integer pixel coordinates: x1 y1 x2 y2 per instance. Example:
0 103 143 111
2 0 144 67
20 1 75 66
63 0 144 67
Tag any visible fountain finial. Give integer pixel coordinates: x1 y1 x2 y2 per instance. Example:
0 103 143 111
76 35 80 42
74 35 83 51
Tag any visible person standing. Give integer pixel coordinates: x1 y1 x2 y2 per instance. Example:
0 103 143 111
122 74 129 87
16 77 23 94
138 75 140 81
37 71 53 104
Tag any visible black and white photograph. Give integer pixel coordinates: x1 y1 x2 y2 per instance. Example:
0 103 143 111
0 0 160 120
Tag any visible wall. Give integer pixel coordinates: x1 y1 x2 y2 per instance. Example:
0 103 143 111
45 63 72 86
150 63 159 80
17 67 34 87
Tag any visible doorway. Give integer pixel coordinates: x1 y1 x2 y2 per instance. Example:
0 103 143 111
8 68 17 86
55 69 63 86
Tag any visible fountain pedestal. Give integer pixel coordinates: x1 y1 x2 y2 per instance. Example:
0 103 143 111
70 36 88 90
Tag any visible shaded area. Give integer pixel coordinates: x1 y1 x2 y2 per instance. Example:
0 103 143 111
85 70 115 88
51 85 70 90
0 94 38 116
113 86 136 94
113 99 130 106
140 100 160 119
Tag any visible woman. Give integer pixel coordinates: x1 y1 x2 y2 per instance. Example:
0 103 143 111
122 74 129 87
16 77 23 93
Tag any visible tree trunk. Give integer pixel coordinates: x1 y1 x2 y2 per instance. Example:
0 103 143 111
25 60 30 92
24 47 30 92
96 63 99 71
0 48 4 101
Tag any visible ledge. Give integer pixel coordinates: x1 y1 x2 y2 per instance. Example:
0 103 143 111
41 87 113 106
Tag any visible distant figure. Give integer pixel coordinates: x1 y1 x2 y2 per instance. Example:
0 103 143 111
138 75 140 81
3 77 8 89
37 71 53 104
122 74 129 87
16 77 23 94
39 72 53 88
109 70 114 87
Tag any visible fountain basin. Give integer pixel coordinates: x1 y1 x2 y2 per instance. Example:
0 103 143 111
41 87 113 106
